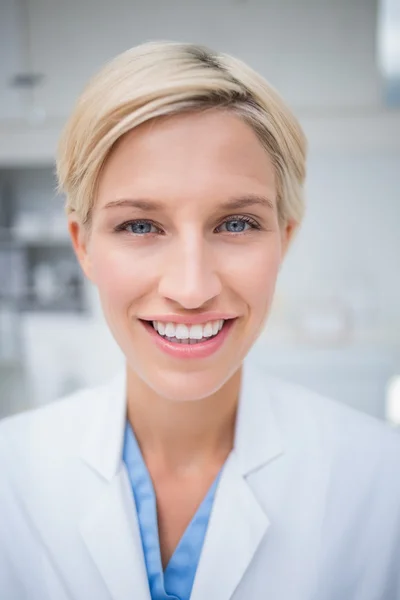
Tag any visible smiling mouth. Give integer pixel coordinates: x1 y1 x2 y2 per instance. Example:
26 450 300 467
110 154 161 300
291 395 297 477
141 318 232 345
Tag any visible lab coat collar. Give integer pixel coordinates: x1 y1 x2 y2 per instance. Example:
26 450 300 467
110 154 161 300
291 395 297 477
191 359 283 600
80 369 127 481
234 358 284 475
79 359 284 600
80 358 284 481
79 370 152 600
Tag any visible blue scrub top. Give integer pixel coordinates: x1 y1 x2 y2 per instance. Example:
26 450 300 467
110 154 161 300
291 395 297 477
123 421 222 600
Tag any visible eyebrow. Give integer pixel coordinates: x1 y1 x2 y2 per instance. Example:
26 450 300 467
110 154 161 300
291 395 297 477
220 195 275 212
103 194 275 212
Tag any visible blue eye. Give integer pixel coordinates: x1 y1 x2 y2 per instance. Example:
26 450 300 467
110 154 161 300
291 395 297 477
216 216 260 233
114 215 261 236
115 220 160 235
223 219 249 233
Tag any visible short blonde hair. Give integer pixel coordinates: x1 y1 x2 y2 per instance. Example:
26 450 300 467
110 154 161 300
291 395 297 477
56 41 307 227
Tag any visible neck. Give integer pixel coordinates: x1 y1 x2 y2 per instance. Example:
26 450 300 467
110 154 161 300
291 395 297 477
126 366 241 474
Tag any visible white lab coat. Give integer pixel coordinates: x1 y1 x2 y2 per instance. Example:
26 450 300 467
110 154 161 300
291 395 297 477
1 360 400 600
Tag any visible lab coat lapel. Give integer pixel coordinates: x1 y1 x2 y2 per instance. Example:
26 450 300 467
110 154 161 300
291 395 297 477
191 359 284 600
78 359 283 600
190 453 269 600
79 370 151 600
79 467 151 600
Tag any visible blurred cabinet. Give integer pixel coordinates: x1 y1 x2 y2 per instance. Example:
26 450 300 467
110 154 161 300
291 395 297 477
0 166 87 366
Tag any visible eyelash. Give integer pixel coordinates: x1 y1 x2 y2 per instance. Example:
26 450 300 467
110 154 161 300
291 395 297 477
114 215 262 236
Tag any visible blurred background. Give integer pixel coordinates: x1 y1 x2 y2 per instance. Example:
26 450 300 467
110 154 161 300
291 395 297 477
0 0 399 423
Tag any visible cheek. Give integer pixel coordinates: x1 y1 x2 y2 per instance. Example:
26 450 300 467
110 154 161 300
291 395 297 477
88 242 152 309
223 238 281 310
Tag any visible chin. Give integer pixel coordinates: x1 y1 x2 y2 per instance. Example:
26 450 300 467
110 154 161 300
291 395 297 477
143 365 238 403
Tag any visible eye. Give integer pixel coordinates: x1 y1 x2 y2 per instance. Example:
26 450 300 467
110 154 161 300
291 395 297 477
114 220 162 235
215 215 261 234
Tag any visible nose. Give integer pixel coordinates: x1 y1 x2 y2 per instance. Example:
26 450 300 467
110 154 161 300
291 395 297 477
158 233 222 309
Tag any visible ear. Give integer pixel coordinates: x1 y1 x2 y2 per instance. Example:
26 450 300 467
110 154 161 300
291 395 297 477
280 219 298 261
67 214 94 282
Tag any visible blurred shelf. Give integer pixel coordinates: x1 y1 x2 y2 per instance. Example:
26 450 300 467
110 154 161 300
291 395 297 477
0 286 87 314
0 228 70 247
0 358 22 369
0 235 71 248
18 295 87 313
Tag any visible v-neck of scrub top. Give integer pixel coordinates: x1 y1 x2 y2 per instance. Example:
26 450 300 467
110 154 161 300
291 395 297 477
123 421 223 600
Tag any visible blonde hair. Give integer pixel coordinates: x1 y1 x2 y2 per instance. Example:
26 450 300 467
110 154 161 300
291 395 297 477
56 41 307 227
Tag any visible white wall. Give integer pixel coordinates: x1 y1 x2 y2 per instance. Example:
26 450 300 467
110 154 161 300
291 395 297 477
277 150 400 336
0 0 26 121
24 0 381 116
2 0 400 163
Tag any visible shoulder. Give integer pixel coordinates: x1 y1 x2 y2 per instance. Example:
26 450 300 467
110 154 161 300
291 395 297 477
0 381 105 468
263 370 400 474
267 371 396 433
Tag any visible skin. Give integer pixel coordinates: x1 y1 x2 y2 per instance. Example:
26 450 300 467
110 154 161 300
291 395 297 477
69 109 296 567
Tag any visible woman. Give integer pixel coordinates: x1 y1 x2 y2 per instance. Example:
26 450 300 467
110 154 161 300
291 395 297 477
1 41 400 600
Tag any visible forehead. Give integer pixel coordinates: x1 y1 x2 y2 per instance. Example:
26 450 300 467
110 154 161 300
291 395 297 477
96 110 276 207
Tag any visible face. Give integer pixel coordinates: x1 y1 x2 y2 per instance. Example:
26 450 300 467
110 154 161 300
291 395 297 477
69 110 296 401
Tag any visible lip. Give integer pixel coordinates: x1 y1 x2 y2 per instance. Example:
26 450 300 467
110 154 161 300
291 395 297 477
140 318 237 359
138 312 238 325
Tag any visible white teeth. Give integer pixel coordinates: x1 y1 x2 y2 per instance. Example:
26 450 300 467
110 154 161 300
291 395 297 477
164 322 175 337
153 321 165 335
151 319 226 341
189 324 203 340
175 324 189 340
203 322 213 337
